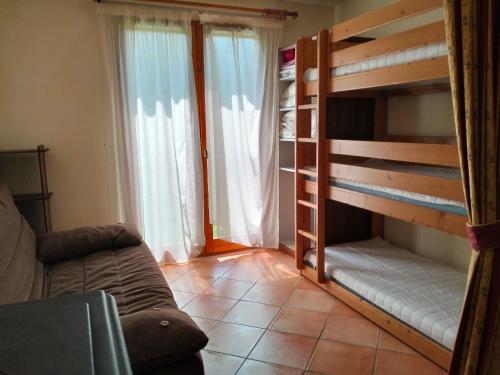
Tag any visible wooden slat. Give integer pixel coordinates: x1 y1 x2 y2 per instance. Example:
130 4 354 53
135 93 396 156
328 186 467 237
382 135 456 145
329 163 465 202
301 266 451 369
298 229 317 241
328 140 460 167
330 21 445 68
330 56 449 92
305 180 317 195
297 168 317 177
298 103 318 110
298 199 317 209
297 137 318 143
329 0 443 42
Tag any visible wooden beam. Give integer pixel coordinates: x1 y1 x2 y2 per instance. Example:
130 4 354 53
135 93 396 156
330 21 445 67
329 0 443 42
328 186 467 237
328 140 461 167
315 29 329 284
330 56 449 92
329 163 465 202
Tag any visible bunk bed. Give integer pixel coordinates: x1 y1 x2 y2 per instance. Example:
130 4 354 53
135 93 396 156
293 0 466 370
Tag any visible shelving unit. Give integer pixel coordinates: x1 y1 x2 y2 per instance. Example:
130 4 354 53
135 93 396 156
278 44 296 255
0 145 52 233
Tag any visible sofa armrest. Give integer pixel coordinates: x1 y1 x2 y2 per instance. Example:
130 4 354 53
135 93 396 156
120 308 208 374
37 224 143 263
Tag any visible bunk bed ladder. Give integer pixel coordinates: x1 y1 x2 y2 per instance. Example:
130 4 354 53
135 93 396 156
295 30 328 283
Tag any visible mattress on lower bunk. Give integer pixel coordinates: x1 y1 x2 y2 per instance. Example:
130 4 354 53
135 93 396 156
316 159 467 216
303 41 448 82
303 237 466 350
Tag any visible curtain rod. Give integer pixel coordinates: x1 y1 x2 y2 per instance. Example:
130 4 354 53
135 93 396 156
96 0 299 19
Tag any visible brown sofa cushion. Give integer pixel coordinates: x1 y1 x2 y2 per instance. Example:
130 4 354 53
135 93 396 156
120 308 208 374
37 224 143 263
0 184 42 304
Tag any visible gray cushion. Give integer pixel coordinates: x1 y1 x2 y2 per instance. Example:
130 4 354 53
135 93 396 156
37 224 143 263
0 183 41 304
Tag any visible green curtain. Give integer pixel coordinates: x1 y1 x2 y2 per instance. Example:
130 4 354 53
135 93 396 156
444 0 500 374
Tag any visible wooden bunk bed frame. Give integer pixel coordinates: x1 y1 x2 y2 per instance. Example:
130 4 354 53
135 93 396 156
294 0 465 370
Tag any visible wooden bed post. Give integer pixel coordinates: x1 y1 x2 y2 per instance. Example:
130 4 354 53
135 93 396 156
315 29 328 283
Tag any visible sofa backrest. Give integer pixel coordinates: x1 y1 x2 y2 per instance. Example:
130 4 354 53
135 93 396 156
0 183 42 304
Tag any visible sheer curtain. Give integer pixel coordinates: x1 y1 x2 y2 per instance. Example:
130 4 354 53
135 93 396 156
201 14 283 248
98 4 204 263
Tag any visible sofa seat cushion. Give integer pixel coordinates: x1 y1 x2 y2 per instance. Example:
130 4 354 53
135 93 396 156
44 244 177 313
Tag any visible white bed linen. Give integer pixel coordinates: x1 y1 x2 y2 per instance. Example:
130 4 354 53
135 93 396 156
304 237 466 350
303 41 448 82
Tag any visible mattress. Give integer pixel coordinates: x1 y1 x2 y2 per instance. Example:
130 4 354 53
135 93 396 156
331 160 467 216
303 41 448 82
303 237 466 350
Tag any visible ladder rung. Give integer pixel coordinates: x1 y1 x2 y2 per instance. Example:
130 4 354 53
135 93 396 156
298 229 317 241
298 199 317 209
297 167 317 177
298 104 318 110
297 138 317 143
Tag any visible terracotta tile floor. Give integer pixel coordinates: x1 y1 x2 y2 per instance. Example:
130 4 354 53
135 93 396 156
162 248 448 375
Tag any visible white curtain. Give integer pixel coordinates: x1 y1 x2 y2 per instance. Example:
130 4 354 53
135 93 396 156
201 14 283 248
98 4 204 263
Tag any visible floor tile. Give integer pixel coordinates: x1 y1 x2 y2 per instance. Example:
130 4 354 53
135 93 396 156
203 278 254 299
236 251 277 268
321 315 380 348
258 271 302 288
242 283 294 306
249 330 317 369
223 301 280 328
296 278 323 291
169 273 216 293
237 359 303 375
206 322 264 357
222 265 266 282
171 290 198 309
308 339 376 375
160 268 183 283
285 288 335 313
330 300 364 318
201 350 244 375
188 261 234 278
182 295 237 320
375 350 441 375
378 330 416 354
161 262 194 273
191 317 218 335
270 307 328 337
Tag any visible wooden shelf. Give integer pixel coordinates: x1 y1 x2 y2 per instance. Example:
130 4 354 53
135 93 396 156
279 138 295 142
0 147 50 155
279 166 295 173
279 107 295 112
13 192 53 202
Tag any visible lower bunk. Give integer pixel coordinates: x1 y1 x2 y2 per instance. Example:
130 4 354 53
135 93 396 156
301 236 466 369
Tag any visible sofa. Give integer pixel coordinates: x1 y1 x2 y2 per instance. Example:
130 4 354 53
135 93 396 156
0 183 208 374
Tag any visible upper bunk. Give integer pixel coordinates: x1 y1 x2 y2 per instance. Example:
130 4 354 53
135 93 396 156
298 0 449 96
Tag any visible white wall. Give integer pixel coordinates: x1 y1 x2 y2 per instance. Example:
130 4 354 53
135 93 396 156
0 0 334 231
334 0 471 272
